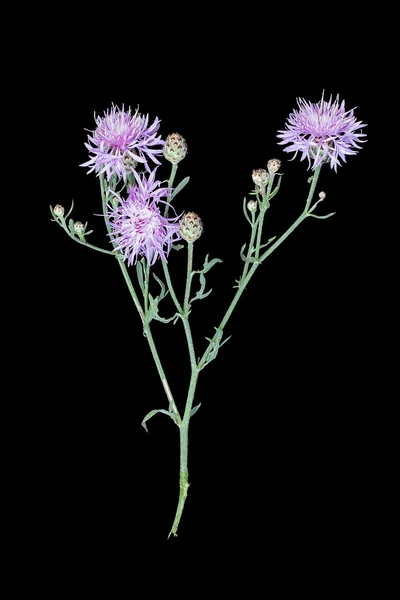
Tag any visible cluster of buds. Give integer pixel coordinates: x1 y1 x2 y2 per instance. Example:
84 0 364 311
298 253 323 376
251 159 282 198
164 133 188 164
179 212 203 243
51 203 92 243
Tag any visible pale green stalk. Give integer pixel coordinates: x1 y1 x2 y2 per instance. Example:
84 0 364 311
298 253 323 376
241 209 258 282
162 244 198 537
164 163 178 217
255 174 275 260
99 173 180 422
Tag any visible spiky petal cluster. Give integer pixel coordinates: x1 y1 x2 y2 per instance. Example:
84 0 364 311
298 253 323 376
277 94 367 171
108 170 182 266
81 105 164 181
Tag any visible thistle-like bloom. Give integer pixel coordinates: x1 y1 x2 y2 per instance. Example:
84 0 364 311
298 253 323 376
108 170 182 266
81 105 164 181
277 94 367 171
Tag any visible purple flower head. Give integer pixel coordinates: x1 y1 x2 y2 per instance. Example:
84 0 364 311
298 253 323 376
277 93 367 171
81 104 164 181
108 169 182 266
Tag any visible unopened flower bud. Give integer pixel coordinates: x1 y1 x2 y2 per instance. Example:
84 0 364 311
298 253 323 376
74 221 84 234
247 200 257 213
54 204 65 218
267 159 281 174
179 212 203 243
164 133 188 164
123 155 138 170
319 191 326 199
252 169 269 190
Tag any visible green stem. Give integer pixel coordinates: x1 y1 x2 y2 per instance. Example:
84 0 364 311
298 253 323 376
61 224 118 255
144 259 150 313
162 260 183 313
255 174 275 261
116 258 145 323
163 244 199 537
143 322 182 424
242 212 258 282
305 165 321 212
164 163 178 217
184 243 194 312
169 334 198 538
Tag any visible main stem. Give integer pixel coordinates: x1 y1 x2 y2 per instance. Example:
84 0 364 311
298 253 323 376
166 243 199 537
168 364 198 538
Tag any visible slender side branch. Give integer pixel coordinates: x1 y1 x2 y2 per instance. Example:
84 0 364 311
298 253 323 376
199 166 323 370
99 174 179 420
184 243 194 312
164 163 178 217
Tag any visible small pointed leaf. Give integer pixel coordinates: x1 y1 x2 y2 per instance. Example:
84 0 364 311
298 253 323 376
171 176 190 199
136 259 145 296
190 403 202 417
152 273 168 300
141 408 173 432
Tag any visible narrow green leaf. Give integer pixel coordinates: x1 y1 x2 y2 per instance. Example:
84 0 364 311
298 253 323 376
266 174 282 201
307 212 336 220
202 255 223 273
154 313 177 324
136 259 145 296
240 244 259 263
201 327 231 369
141 408 172 432
199 273 206 293
68 219 75 236
259 236 276 249
65 200 74 219
148 293 158 308
192 254 223 275
190 403 202 417
191 272 213 302
152 273 168 300
168 404 179 425
205 327 225 365
146 292 176 324
171 176 190 199
243 196 252 225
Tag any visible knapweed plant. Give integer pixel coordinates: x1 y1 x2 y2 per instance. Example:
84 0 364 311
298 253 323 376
50 94 366 537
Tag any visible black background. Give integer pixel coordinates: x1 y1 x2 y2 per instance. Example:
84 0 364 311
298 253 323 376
36 6 382 568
